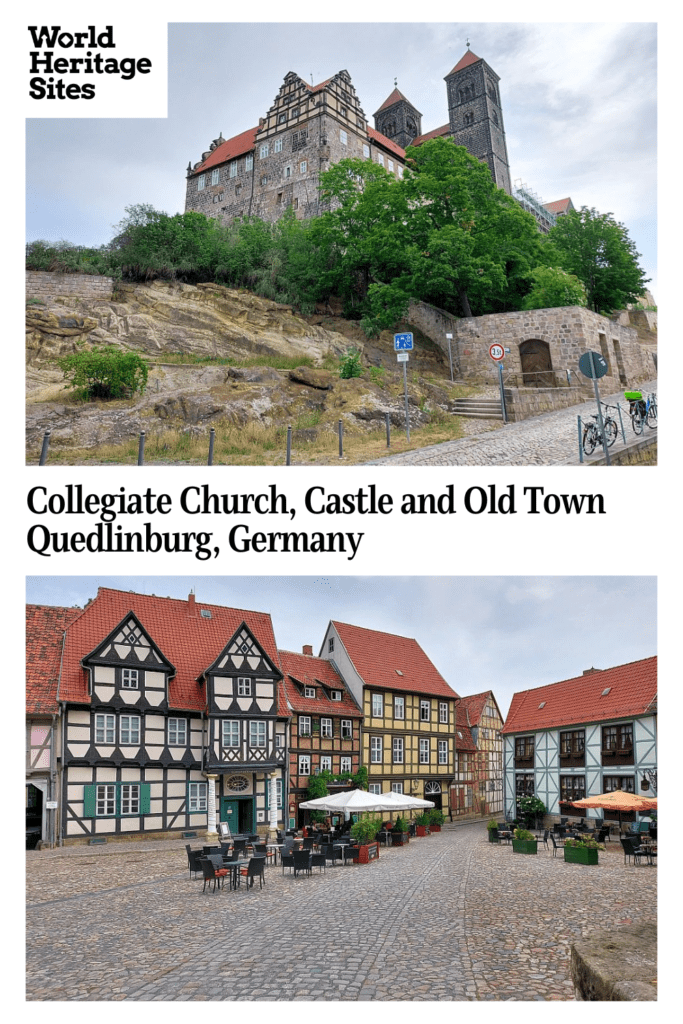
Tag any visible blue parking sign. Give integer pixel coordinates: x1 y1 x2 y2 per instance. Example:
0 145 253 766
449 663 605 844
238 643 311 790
394 332 414 351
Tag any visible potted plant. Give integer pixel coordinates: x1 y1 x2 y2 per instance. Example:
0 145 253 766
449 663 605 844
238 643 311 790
391 816 409 846
350 815 382 863
512 827 538 855
428 809 445 832
487 820 500 843
517 796 546 831
563 836 604 866
414 813 431 837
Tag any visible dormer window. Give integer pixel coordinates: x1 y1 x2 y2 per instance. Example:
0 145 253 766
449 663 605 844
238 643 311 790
121 669 138 689
304 686 316 699
330 690 342 701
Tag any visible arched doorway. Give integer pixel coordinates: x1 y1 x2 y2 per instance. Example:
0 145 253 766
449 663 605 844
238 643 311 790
519 339 554 387
424 781 442 810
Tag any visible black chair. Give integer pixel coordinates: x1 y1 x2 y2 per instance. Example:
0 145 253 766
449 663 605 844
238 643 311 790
342 843 360 865
238 856 266 890
323 844 343 867
596 826 610 844
293 849 312 878
185 845 203 879
311 850 327 873
549 833 564 858
536 828 549 850
199 857 229 893
232 839 247 856
281 848 295 875
620 836 646 866
302 837 315 850
253 842 275 866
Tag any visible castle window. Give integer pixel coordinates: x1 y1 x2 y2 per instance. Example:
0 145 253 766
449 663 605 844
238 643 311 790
197 174 206 191
230 162 238 178
245 155 253 171
363 143 370 159
211 169 220 185
260 144 269 159
213 195 219 203
293 198 298 210
300 160 307 173
292 129 308 151
260 175 268 186
464 112 474 126
235 184 242 195
340 129 347 146
278 114 287 123
284 165 291 178
377 154 384 166
340 106 347 117
277 192 283 204
388 159 394 173
398 166 403 178
274 138 283 153
292 107 299 117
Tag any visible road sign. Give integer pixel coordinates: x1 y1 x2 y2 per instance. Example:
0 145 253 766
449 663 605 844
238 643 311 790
578 351 608 380
394 332 414 351
396 352 409 362
489 343 505 361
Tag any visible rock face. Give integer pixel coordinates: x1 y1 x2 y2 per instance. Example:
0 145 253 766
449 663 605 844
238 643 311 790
26 279 459 458
571 921 657 1001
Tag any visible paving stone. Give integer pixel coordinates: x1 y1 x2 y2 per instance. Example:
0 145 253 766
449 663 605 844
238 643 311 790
26 823 656 1001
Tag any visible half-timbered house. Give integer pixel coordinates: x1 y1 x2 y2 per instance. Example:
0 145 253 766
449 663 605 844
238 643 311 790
450 691 504 820
36 587 288 844
279 647 363 828
501 656 657 824
319 621 459 812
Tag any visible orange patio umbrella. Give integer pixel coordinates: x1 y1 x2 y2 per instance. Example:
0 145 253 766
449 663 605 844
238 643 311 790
570 789 657 832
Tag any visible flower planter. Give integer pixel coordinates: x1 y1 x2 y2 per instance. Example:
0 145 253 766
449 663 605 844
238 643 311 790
356 842 379 864
430 824 441 833
391 833 409 846
416 825 430 837
564 845 599 866
488 831 500 843
512 838 537 855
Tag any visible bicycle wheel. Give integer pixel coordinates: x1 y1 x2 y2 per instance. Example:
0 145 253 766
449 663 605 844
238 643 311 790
631 409 644 435
646 401 657 429
604 418 618 447
582 424 598 455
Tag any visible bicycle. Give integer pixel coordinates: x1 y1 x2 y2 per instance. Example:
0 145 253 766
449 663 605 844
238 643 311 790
582 406 618 456
625 391 657 435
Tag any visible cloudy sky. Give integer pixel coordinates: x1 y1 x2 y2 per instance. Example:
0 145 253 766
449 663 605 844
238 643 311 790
26 575 656 719
25 20 657 296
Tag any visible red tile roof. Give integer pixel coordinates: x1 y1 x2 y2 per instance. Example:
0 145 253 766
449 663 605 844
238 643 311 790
374 88 420 116
543 197 574 216
411 123 451 147
57 588 281 711
279 650 362 716
190 126 258 176
454 703 477 752
446 50 482 76
502 656 657 734
367 126 406 160
26 605 80 714
329 621 459 700
459 691 499 727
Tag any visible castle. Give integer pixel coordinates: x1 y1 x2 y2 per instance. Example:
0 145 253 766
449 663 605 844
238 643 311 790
184 48 570 231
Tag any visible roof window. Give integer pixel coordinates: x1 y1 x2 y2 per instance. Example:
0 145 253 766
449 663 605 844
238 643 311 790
538 701 546 709
201 609 212 619
395 669 403 676
601 687 612 696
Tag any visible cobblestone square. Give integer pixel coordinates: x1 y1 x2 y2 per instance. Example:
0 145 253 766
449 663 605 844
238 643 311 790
26 823 656 1001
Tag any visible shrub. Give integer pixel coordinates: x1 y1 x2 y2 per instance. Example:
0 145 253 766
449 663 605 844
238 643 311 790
414 813 431 827
487 819 499 831
564 837 605 850
513 828 536 842
350 815 383 845
428 809 445 826
338 348 363 379
392 816 408 834
59 346 149 400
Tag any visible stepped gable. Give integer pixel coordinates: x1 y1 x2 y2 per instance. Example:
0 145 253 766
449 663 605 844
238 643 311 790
329 620 459 699
279 649 362 715
26 604 80 714
57 587 282 711
502 656 657 734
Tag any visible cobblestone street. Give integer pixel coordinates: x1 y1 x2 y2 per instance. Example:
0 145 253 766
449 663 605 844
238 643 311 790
26 822 656 1001
364 382 657 466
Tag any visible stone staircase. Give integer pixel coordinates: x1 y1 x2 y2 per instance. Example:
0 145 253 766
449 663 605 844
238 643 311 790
450 397 504 420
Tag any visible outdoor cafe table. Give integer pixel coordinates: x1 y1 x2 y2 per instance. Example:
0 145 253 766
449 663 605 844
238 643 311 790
266 843 283 865
224 858 252 890
378 830 393 847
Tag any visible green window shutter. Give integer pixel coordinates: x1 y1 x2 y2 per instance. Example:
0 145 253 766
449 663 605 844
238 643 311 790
83 785 96 818
140 783 151 814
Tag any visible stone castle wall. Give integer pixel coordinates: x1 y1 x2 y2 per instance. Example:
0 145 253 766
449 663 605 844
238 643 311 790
408 301 656 392
26 271 114 302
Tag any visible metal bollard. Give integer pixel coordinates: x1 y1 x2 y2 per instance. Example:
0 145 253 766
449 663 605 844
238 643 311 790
338 419 343 459
39 429 51 466
208 428 215 466
286 425 292 466
385 412 391 447
577 416 583 464
138 431 145 466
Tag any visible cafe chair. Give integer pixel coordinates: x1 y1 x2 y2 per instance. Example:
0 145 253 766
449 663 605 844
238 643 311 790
620 836 646 866
185 844 203 879
293 849 313 878
239 857 266 890
549 833 564 857
199 857 229 893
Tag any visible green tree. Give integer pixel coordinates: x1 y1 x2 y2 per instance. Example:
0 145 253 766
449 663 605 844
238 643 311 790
59 346 149 400
545 206 649 314
522 265 587 309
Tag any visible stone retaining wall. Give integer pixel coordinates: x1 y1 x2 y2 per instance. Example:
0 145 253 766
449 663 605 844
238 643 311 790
571 921 657 1000
26 271 115 302
504 386 587 422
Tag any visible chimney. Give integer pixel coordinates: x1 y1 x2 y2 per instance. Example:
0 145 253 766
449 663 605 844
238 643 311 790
302 644 313 656
188 593 196 616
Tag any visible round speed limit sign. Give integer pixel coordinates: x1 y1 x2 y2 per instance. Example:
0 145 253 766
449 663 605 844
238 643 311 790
489 343 505 361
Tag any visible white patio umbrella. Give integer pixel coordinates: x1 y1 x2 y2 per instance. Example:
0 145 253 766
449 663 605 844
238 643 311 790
378 792 435 812
298 789 398 814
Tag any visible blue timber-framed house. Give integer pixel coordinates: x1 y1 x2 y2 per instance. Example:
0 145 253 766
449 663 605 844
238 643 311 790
501 657 657 823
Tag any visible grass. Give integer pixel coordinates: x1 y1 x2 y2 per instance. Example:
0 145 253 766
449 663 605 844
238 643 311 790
29 408 486 466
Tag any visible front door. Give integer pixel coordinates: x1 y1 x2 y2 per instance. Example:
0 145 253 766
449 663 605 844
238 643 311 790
220 797 253 834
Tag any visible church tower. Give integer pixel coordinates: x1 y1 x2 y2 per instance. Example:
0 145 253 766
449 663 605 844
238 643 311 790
373 85 422 150
445 48 511 194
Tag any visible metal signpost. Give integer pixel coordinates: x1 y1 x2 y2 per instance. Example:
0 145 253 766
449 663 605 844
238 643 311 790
446 332 454 382
394 333 413 440
488 343 508 424
578 350 610 465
